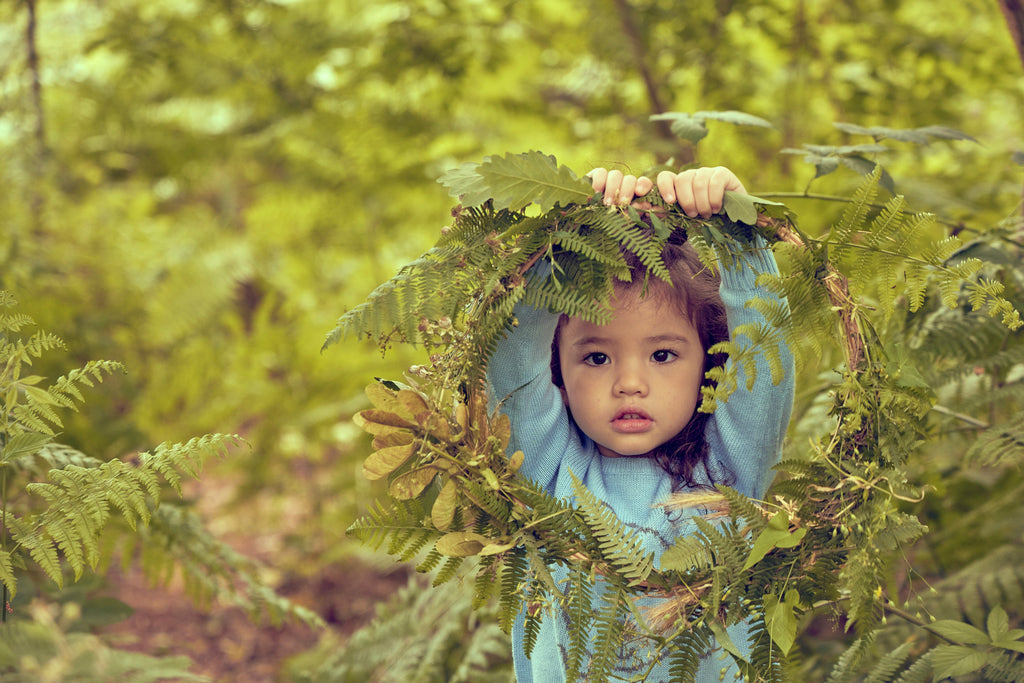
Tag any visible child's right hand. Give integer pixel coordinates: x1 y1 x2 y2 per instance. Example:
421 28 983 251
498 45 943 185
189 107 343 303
589 166 746 219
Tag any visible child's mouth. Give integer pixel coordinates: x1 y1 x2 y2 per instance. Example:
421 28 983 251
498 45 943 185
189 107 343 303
612 409 653 433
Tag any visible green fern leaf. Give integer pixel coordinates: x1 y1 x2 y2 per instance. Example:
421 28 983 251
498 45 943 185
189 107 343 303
667 626 716 683
825 634 876 683
0 549 16 598
830 167 881 259
442 151 594 211
28 536 63 589
864 641 913 683
564 562 595 680
587 583 629 683
497 547 528 634
893 653 935 683
570 474 654 585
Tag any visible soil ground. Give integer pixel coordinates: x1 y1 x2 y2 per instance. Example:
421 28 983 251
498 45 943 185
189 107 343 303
97 472 412 682
101 559 410 682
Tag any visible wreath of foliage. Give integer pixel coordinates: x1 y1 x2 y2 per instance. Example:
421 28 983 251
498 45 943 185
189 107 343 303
326 151 1023 681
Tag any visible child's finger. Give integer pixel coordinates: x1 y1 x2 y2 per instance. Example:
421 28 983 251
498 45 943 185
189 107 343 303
705 166 747 215
656 171 678 204
635 176 654 197
691 168 716 217
673 170 699 217
588 167 609 193
603 169 624 205
617 174 638 204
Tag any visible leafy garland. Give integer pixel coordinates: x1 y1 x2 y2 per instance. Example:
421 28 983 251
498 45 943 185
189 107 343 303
326 151 1022 681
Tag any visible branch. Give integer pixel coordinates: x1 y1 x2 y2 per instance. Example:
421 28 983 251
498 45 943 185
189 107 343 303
611 0 693 165
998 0 1024 72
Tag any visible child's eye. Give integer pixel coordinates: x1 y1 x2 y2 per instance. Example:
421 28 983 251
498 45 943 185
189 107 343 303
584 352 610 366
651 349 677 363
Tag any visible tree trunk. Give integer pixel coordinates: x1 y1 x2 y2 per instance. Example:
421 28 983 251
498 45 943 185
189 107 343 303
26 0 45 154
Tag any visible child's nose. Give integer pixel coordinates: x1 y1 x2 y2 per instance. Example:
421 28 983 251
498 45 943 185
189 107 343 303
614 368 648 396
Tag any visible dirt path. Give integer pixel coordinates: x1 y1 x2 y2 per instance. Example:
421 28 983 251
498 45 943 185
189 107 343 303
101 559 410 682
97 471 411 682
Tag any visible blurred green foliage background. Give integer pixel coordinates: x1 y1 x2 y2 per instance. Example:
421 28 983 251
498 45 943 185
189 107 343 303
2 0 1023 679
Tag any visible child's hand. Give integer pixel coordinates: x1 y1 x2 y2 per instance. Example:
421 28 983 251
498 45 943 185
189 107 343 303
655 167 747 218
588 166 746 219
588 168 654 207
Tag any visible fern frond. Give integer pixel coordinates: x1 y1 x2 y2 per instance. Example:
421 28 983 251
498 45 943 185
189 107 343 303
829 167 881 260
667 626 716 683
659 533 713 574
137 434 240 496
433 555 465 586
964 416 1024 468
839 544 884 635
825 634 876 683
570 474 654 585
347 497 432 552
497 547 528 634
563 561 595 679
587 582 630 683
863 642 913 683
6 442 101 475
519 578 545 660
893 652 934 683
471 554 500 609
0 549 15 599
925 544 1024 627
136 503 322 627
590 207 670 282
982 651 1024 683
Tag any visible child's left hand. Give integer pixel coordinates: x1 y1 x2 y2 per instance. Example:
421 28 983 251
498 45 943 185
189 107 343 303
588 166 746 219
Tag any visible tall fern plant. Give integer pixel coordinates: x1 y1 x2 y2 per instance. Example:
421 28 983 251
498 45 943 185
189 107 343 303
0 291 318 632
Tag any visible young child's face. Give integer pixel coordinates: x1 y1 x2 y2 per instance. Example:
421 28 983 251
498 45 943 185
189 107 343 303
556 289 705 459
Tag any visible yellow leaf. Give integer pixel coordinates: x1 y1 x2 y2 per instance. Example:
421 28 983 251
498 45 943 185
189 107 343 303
353 409 416 435
491 413 511 450
481 467 500 490
431 478 458 530
365 382 403 413
435 531 489 557
372 429 415 450
478 541 515 556
421 412 451 441
454 402 469 435
389 466 438 500
397 389 430 417
507 450 524 472
362 443 417 480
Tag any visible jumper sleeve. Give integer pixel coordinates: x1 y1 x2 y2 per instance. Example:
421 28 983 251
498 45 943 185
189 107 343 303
487 299 592 493
706 239 795 500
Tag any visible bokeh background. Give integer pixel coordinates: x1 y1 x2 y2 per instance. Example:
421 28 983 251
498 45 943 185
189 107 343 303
2 0 1023 680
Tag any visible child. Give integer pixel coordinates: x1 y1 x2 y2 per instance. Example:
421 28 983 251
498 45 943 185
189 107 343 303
487 166 795 681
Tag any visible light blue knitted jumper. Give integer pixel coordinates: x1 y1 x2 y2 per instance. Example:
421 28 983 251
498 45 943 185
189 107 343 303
487 241 795 682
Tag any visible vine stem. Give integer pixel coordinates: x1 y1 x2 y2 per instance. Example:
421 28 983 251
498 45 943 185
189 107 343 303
810 597 959 645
